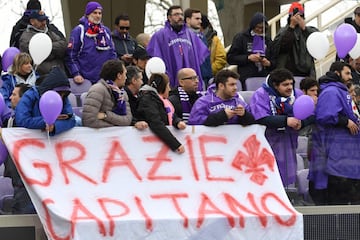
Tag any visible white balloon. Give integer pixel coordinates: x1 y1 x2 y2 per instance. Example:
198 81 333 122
145 57 166 79
349 33 360 59
306 32 329 60
29 33 52 65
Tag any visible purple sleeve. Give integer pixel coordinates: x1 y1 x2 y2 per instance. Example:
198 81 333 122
65 26 82 77
188 97 209 125
249 89 272 120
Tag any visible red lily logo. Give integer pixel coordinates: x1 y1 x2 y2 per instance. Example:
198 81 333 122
231 135 275 185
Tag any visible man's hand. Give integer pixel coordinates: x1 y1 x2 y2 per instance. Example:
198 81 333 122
74 75 84 84
347 119 359 135
134 121 148 130
287 117 301 130
177 121 186 130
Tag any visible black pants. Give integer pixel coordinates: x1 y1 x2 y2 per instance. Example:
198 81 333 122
310 175 360 205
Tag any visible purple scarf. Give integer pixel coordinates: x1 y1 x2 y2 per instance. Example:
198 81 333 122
105 80 126 115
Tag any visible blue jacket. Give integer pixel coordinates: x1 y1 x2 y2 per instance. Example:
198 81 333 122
65 17 117 83
15 68 75 136
1 70 38 108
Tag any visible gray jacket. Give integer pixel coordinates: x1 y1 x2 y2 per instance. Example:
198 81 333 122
82 79 132 128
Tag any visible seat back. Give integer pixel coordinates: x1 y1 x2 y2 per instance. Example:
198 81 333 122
80 92 88 106
293 76 305 89
297 168 309 195
69 78 92 96
239 91 254 105
68 93 78 107
245 77 266 91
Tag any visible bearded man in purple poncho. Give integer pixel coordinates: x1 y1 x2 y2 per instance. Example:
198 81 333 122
146 5 209 91
250 68 310 187
309 61 360 205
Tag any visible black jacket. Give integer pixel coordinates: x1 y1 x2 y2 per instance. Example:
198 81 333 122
136 85 182 151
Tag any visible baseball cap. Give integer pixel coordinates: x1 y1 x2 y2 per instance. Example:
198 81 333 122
288 2 304 16
29 10 48 21
133 47 150 60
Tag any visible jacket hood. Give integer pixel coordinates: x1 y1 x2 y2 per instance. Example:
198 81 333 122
318 71 342 85
37 67 71 95
139 84 158 94
249 12 268 31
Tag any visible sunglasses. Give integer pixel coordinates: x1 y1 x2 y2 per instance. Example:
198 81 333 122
181 75 198 81
119 26 130 30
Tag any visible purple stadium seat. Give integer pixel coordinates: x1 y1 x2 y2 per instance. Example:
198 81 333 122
69 78 92 96
245 77 266 91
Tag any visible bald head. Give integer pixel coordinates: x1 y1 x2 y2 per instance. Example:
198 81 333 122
177 68 199 93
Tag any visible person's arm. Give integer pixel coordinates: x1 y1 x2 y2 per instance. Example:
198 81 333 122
226 33 250 66
211 36 227 74
137 94 182 151
65 26 83 78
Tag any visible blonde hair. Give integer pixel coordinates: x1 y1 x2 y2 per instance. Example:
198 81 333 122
10 52 33 75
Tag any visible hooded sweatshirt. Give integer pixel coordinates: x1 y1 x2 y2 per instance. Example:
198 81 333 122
15 67 75 135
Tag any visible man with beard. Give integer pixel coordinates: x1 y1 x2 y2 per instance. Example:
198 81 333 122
168 68 202 123
188 69 254 126
309 61 360 205
146 5 209 91
65 1 116 84
249 68 307 187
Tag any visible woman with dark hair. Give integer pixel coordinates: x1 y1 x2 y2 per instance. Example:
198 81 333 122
136 73 186 154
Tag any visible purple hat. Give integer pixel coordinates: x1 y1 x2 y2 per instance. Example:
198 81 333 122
85 1 103 15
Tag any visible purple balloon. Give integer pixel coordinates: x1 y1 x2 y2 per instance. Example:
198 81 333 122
2 47 20 72
334 23 357 59
293 95 315 120
0 142 8 165
39 90 63 125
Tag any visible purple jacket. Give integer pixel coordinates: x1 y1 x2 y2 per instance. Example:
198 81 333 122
250 87 303 186
147 21 209 90
309 79 360 189
65 17 117 83
188 84 251 125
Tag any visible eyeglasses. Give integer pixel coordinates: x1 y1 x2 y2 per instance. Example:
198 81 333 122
119 26 130 30
171 12 183 17
181 75 198 80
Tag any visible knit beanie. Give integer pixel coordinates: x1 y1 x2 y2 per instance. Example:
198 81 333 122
26 0 41 10
85 1 103 15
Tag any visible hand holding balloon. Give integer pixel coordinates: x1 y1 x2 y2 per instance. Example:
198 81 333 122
293 95 315 120
39 90 63 129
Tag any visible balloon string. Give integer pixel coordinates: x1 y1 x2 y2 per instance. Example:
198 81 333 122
47 130 51 147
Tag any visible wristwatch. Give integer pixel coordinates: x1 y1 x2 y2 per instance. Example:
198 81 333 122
104 112 107 119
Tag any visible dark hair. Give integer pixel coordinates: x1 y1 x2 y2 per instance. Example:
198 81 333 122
329 61 351 73
167 5 182 16
114 13 130 25
299 77 319 91
268 68 294 87
184 8 201 20
214 69 240 88
201 14 211 29
100 59 125 81
15 83 32 97
149 73 169 94
27 0 41 10
126 66 141 85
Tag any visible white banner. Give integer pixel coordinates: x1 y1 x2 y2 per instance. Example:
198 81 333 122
2 125 303 240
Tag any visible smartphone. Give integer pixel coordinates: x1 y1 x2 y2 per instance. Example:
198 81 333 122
293 7 299 15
